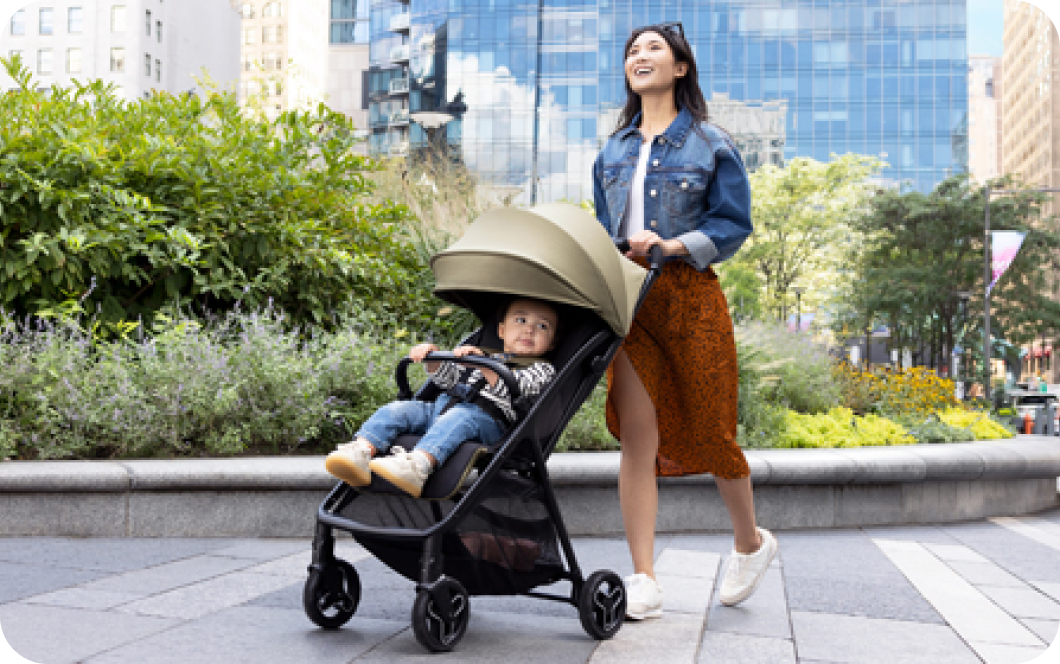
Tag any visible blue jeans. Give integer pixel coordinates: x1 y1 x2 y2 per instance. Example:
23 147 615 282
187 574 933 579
355 395 506 465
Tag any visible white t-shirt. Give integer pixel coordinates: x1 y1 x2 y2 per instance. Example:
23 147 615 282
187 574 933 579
621 140 652 240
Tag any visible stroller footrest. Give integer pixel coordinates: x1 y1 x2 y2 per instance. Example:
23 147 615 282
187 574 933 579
364 436 491 500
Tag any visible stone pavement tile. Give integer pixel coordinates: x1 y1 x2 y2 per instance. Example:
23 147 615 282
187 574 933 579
784 574 944 623
778 530 919 584
665 533 743 557
978 586 1060 621
945 560 1026 588
656 572 716 616
85 606 406 664
0 602 177 663
790 611 981 663
0 537 235 573
705 567 791 639
1035 583 1060 603
0 561 106 603
697 632 795 664
923 543 990 563
1020 618 1059 644
564 534 671 580
941 522 1060 584
861 525 959 545
356 611 598 663
991 517 1060 553
873 539 1041 648
81 554 259 596
116 570 304 620
206 539 309 560
245 543 372 578
654 549 721 579
966 642 1048 664
20 587 141 610
589 611 703 663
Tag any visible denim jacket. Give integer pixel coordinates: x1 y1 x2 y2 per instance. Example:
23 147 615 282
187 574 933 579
592 107 753 271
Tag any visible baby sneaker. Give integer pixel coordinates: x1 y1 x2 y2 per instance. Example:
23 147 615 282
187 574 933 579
325 440 374 487
624 572 663 620
369 447 431 498
719 527 778 607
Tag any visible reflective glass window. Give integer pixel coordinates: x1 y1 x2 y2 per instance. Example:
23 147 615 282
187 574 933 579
39 8 53 35
11 9 25 35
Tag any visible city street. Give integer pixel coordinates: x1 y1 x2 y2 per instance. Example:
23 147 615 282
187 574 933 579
1 509 1059 663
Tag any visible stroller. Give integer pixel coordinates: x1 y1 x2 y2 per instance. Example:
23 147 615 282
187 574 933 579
302 203 664 652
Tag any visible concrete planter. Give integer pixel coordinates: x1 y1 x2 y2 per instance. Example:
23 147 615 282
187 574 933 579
1 436 1057 537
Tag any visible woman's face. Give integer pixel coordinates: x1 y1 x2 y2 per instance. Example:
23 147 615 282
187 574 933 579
624 30 689 97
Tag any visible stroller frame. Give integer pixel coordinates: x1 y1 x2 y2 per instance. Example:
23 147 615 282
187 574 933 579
304 243 663 652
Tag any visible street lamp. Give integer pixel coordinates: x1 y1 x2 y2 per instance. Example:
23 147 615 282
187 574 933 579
793 287 803 334
954 290 971 399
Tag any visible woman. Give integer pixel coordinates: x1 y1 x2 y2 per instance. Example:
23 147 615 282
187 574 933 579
591 23 777 619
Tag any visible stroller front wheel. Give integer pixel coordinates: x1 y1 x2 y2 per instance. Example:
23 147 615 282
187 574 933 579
412 577 470 652
303 559 361 629
578 570 626 640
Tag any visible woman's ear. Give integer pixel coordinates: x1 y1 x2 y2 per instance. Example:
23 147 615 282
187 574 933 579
675 61 689 78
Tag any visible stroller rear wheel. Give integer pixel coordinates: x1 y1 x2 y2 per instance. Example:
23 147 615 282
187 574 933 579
578 570 625 640
303 559 361 629
412 577 470 652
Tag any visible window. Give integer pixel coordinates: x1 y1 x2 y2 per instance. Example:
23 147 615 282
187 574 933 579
155 59 161 82
67 7 83 33
264 51 282 70
262 25 283 43
11 9 25 35
38 49 53 74
110 46 125 72
145 10 151 36
111 5 126 32
39 8 54 35
66 47 82 73
263 2 282 18
9 49 24 61
156 21 162 42
241 3 255 19
144 53 151 76
243 27 257 44
242 55 254 71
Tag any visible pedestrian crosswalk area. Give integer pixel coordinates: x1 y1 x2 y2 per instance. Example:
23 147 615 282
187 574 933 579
0 512 1059 662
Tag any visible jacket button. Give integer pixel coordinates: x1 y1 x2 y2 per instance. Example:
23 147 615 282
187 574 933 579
650 189 657 197
681 181 689 189
656 137 664 144
650 220 658 228
652 159 659 167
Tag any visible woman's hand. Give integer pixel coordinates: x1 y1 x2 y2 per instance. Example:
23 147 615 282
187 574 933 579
625 230 686 259
408 343 439 363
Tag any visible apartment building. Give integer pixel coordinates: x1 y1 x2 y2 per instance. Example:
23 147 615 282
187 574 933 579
968 55 1002 183
1 0 240 98
238 0 329 117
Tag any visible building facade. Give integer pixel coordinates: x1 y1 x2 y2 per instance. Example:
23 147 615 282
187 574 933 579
1 0 240 98
237 0 329 117
367 0 969 204
327 0 370 135
967 54 1001 183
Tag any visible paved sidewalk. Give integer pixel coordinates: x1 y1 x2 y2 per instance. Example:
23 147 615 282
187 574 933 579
2 510 1060 663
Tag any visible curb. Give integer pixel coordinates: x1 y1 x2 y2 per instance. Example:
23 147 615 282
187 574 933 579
1 437 1057 537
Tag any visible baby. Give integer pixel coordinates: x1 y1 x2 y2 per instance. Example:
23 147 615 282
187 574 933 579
325 298 560 497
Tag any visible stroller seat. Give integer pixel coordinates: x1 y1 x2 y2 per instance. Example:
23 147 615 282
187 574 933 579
362 436 491 501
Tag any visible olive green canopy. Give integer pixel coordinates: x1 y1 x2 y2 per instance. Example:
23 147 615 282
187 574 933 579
430 202 648 336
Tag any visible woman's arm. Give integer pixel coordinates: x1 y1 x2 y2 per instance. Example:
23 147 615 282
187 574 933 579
592 153 612 231
678 147 753 270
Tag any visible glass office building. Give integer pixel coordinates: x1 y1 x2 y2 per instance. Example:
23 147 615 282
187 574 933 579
368 0 968 202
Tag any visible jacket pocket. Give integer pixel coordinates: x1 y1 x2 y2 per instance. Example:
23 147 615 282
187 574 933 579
661 171 709 220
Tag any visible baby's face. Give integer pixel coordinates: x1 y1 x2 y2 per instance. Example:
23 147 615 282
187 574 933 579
498 300 558 356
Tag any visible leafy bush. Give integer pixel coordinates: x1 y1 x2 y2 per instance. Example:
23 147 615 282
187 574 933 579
937 408 1015 440
779 407 915 448
834 364 960 416
900 417 974 444
736 322 840 414
556 383 618 452
0 57 454 339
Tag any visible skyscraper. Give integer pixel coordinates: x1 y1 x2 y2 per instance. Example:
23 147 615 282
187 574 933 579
967 54 1001 183
328 0 370 136
369 0 969 204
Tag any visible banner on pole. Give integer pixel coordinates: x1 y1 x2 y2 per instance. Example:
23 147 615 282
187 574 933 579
987 231 1027 295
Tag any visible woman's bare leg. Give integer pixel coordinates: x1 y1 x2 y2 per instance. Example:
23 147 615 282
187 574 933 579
715 476 762 554
612 348 660 578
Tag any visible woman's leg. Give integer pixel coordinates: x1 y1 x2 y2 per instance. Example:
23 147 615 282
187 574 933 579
715 476 762 554
612 348 660 578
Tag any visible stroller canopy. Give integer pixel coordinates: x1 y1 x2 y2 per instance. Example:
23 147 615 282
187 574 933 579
430 203 648 336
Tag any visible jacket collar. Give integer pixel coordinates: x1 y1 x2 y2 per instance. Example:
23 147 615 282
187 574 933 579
615 107 695 148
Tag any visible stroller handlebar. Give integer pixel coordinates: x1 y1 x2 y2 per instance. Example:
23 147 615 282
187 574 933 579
394 352 523 404
614 239 665 273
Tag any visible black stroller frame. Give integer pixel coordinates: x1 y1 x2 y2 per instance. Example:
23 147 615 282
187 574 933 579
303 243 663 652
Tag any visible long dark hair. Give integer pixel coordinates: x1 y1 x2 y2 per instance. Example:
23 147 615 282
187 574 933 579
613 26 709 135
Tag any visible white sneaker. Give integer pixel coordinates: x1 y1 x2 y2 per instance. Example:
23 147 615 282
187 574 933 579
624 573 663 620
369 447 431 498
719 527 778 607
324 440 373 486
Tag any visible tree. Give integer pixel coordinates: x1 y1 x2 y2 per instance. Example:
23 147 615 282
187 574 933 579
745 154 884 320
847 174 1060 376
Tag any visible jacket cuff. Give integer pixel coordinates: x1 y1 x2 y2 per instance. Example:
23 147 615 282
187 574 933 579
676 231 719 271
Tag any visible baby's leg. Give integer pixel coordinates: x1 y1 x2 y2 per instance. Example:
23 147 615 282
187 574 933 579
415 402 506 467
355 399 434 454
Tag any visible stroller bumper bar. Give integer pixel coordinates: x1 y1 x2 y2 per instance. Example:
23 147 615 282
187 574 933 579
394 352 524 404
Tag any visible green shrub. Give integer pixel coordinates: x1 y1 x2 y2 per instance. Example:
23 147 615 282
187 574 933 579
899 417 974 444
779 407 915 448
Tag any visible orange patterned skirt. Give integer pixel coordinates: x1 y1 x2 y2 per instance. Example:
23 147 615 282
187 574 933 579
606 259 749 479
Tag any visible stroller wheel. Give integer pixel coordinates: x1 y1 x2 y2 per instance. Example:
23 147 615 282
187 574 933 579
578 570 625 640
412 577 470 652
303 559 360 629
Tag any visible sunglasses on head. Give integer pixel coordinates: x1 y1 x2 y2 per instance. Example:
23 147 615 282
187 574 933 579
643 21 684 39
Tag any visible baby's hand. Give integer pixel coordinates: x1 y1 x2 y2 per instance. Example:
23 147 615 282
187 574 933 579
408 343 439 363
452 346 484 358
